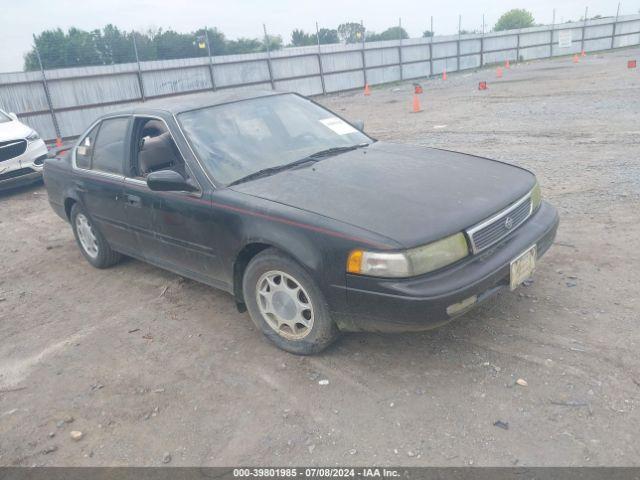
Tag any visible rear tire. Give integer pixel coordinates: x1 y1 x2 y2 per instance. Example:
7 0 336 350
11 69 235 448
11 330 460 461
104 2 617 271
70 203 121 269
242 248 339 354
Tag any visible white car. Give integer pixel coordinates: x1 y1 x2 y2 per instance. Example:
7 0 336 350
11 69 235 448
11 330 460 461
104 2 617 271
0 108 48 190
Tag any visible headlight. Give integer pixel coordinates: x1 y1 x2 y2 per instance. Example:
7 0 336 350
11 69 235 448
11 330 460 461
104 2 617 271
26 130 40 142
531 181 542 211
347 232 469 278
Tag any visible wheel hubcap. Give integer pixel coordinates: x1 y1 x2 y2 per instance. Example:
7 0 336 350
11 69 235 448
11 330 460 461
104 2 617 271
256 270 314 340
75 213 99 259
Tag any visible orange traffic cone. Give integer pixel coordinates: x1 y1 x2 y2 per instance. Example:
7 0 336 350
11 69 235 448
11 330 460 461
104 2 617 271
55 137 62 147
496 66 503 78
573 54 579 63
581 50 586 57
505 59 510 69
412 94 422 113
364 83 371 96
442 68 447 81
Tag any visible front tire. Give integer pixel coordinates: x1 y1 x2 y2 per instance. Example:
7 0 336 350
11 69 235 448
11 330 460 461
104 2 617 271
70 203 121 269
242 248 339 354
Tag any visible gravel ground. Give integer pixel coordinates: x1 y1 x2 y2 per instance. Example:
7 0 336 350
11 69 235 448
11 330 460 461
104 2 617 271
1 47 639 467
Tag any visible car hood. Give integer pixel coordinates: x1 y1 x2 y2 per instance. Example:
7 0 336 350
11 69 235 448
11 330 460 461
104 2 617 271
229 142 536 248
0 119 32 142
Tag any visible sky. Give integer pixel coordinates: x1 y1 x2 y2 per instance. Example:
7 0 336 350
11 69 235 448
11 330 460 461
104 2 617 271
1 0 629 72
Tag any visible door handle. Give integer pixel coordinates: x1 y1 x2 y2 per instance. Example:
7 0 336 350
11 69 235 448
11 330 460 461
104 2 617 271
126 194 142 207
75 182 88 193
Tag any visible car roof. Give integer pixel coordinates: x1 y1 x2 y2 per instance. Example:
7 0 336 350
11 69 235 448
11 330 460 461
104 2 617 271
109 89 283 117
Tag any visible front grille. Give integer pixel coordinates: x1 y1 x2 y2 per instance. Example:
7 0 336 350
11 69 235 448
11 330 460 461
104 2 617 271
0 167 35 181
467 195 532 253
0 139 27 162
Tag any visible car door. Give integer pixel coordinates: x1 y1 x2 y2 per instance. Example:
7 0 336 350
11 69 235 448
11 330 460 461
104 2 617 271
73 116 131 250
122 116 223 287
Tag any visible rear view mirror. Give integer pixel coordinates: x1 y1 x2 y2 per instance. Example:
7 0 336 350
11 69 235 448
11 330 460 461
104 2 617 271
146 170 197 192
353 119 364 131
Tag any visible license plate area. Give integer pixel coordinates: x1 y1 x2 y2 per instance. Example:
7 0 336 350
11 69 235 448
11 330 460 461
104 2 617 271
510 245 537 291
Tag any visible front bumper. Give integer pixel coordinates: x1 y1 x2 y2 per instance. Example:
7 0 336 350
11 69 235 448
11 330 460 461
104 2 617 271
0 139 47 190
337 201 559 332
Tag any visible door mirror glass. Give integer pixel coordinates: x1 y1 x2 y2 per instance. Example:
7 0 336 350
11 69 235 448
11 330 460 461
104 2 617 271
353 119 364 131
146 169 197 192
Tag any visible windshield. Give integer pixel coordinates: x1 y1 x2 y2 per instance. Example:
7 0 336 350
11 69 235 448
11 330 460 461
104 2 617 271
0 109 12 124
178 94 371 185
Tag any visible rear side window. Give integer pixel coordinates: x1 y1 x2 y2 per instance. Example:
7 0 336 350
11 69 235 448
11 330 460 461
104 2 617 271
91 118 129 174
76 124 100 169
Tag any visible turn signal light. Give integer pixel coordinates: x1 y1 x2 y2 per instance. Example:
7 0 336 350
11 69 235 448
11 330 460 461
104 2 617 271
347 250 363 273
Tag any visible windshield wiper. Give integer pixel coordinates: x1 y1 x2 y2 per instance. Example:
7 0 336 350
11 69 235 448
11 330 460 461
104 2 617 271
303 143 369 160
227 157 317 186
227 143 369 187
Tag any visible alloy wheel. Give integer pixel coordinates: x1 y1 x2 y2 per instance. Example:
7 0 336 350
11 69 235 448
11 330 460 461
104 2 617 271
256 270 314 340
75 213 99 259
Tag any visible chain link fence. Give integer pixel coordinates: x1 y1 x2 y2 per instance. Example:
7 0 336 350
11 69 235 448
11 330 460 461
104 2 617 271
1 7 639 141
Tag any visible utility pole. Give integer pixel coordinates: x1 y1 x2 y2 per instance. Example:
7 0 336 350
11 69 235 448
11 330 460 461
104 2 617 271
316 21 326 95
480 14 485 66
263 24 275 90
398 17 403 80
581 6 589 53
132 33 145 101
611 2 620 48
361 19 367 87
33 34 61 142
204 27 216 91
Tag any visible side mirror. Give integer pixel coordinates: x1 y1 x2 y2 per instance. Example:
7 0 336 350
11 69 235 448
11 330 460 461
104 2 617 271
353 119 364 131
146 170 197 192
8 112 18 121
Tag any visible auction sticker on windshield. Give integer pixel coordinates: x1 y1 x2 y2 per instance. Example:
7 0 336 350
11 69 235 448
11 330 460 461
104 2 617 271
320 117 358 135
510 245 537 290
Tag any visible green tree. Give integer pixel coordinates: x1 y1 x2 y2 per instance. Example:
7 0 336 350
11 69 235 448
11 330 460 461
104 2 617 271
195 27 227 55
291 29 316 47
94 24 135 64
337 22 365 43
262 35 283 52
226 38 262 54
366 26 409 42
494 9 535 31
422 30 434 38
317 28 339 44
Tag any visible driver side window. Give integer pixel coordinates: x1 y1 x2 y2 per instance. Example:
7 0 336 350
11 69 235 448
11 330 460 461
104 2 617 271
131 118 187 180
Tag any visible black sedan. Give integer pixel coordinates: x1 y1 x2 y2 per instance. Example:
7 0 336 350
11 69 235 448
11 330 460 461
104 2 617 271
43 91 559 354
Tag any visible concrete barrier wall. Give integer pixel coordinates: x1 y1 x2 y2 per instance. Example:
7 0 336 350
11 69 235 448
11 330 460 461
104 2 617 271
1 14 639 141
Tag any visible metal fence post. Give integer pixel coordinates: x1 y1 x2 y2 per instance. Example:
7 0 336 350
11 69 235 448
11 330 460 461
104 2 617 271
480 14 485 66
316 22 326 95
516 31 521 62
611 2 621 48
429 16 434 77
398 17 403 81
263 24 275 90
361 20 368 87
457 15 462 71
204 28 217 91
581 6 589 53
32 34 61 141
132 34 146 102
550 9 556 58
